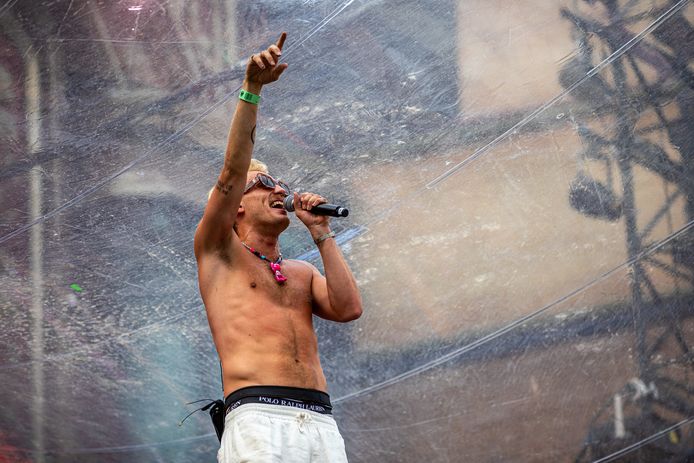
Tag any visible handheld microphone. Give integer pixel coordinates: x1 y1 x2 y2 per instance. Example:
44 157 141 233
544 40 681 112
283 196 349 217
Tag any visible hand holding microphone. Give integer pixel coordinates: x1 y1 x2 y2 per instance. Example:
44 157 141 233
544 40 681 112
284 193 349 217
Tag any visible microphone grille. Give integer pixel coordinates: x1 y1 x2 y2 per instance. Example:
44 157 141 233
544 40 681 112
283 195 294 212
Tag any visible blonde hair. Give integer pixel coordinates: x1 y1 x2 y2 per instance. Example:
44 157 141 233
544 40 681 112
249 158 269 173
207 158 269 200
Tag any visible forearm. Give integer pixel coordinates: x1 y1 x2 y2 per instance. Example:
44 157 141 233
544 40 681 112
313 230 362 319
220 80 262 181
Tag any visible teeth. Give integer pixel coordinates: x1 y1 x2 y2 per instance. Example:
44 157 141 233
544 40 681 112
271 201 283 208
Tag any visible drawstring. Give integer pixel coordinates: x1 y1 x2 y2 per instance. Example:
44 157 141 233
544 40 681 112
296 412 312 433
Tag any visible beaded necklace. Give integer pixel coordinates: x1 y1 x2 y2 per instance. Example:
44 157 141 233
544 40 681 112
241 242 287 284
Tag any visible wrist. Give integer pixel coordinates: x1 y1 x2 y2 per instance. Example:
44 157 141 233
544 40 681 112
309 226 332 241
313 231 336 245
242 80 262 95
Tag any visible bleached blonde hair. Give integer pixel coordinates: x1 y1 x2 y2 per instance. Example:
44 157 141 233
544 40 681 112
248 158 269 174
207 158 269 200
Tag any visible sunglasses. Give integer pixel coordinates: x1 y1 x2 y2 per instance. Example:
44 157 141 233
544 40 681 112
243 173 291 195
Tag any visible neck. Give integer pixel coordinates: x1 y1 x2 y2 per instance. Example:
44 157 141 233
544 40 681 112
239 230 281 259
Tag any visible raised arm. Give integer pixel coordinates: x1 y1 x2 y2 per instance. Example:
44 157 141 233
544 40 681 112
194 33 288 257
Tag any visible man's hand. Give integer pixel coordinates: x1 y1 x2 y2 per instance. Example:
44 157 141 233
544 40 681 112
245 32 288 87
293 192 331 238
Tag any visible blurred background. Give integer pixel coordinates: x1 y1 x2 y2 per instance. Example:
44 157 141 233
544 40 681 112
1 0 693 461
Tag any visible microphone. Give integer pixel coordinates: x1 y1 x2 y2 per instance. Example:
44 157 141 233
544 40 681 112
283 195 349 217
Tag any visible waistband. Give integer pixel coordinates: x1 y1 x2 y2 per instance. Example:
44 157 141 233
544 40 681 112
225 385 332 415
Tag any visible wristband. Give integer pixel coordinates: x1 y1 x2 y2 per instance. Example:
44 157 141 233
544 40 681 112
239 89 260 105
314 231 335 245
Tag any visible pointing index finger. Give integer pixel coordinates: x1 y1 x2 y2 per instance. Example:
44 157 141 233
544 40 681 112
276 32 287 51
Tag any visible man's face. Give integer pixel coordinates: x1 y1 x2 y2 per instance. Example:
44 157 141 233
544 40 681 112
240 170 291 230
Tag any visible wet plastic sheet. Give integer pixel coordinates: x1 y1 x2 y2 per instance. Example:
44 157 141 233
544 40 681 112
1 0 693 461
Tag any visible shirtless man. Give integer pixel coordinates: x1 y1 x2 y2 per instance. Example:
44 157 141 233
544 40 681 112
194 32 362 463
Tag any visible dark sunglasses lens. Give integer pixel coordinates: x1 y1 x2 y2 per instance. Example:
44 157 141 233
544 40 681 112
279 181 290 193
258 174 274 188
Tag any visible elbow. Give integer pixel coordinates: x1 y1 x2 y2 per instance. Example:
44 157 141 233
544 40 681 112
340 303 362 323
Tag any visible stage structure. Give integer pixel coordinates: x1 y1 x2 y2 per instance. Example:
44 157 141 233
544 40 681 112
561 1 694 461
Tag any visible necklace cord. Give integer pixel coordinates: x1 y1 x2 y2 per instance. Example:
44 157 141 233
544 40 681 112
241 242 288 284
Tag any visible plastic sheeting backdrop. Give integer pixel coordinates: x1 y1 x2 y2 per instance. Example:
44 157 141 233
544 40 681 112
1 0 694 462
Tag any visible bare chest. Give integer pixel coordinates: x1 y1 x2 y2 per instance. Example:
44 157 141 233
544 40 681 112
239 257 313 307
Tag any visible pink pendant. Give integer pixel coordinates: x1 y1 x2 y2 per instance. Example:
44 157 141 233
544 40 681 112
270 262 287 284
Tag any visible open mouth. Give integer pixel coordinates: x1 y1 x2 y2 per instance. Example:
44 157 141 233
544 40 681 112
270 199 286 212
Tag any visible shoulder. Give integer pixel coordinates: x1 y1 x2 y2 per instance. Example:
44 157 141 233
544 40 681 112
287 259 320 277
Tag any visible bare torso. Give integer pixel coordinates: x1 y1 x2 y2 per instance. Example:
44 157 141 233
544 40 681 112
197 238 327 398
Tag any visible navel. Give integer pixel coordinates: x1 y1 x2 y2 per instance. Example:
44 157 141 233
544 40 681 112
250 282 257 288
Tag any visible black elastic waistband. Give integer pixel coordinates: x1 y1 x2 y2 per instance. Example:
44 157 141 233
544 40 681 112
225 385 332 415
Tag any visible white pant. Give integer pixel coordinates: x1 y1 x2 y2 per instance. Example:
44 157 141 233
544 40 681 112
217 403 348 463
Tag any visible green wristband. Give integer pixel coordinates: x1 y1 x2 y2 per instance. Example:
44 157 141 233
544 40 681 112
239 89 260 105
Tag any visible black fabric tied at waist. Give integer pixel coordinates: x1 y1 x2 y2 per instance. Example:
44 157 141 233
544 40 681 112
224 385 333 416
178 398 226 442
